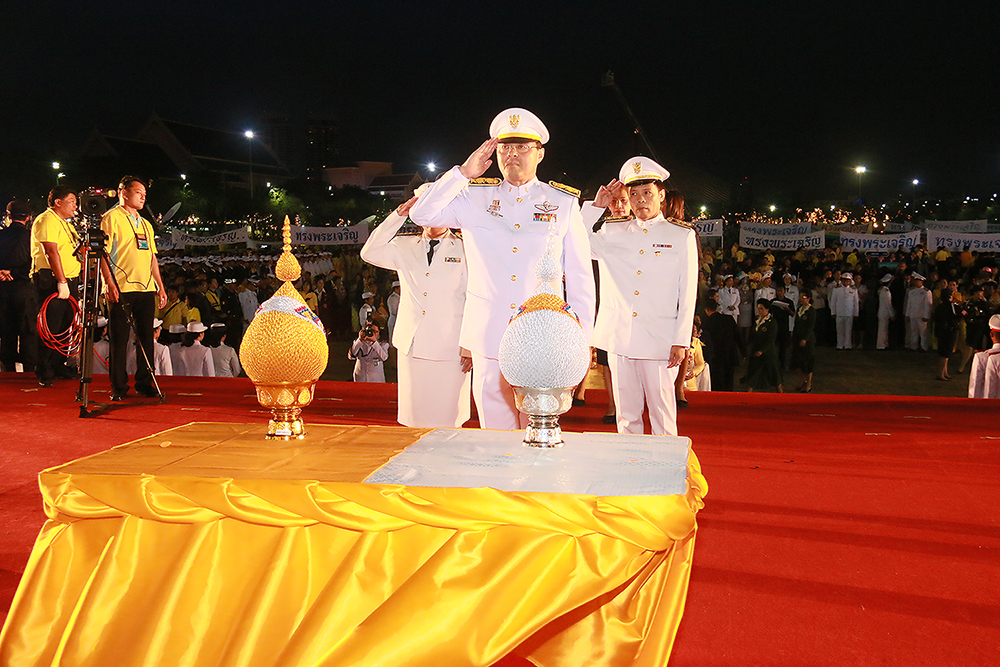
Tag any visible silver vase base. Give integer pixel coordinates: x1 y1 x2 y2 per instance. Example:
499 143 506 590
523 414 564 448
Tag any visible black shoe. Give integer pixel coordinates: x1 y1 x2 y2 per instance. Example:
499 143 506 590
37 379 53 388
136 387 160 398
676 398 689 409
572 398 586 407
55 368 79 380
601 414 616 424
110 391 128 402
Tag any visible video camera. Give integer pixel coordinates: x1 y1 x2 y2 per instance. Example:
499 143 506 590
74 187 116 255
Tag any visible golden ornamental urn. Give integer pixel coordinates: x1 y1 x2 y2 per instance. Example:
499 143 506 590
239 216 329 439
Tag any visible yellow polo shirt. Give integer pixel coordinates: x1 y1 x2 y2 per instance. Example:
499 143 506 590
101 205 158 293
30 208 81 279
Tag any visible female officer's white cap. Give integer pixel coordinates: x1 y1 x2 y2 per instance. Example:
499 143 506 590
619 156 670 186
489 108 549 144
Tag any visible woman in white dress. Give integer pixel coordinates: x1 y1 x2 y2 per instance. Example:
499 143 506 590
177 321 215 377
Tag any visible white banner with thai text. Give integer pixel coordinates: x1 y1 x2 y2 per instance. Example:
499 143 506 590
289 223 370 246
172 227 250 246
693 219 723 236
839 231 921 253
155 237 181 251
924 219 987 233
739 220 812 236
925 229 1000 252
739 229 825 250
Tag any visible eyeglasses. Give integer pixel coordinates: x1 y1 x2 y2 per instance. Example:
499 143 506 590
496 143 538 155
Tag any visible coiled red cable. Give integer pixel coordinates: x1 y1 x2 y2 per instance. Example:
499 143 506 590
37 294 83 357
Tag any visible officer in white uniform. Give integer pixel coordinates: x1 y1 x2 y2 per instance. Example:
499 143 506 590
717 275 741 322
361 193 472 427
754 272 776 305
581 157 697 436
386 281 400 340
876 274 895 350
970 314 1000 398
904 273 932 350
830 273 859 349
348 323 390 382
152 318 173 376
358 292 376 328
410 108 595 429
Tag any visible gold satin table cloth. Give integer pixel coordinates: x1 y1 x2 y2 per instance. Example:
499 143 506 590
0 422 707 667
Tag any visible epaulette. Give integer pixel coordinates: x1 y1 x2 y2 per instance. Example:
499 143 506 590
547 181 581 197
470 178 500 186
603 215 631 223
668 218 695 229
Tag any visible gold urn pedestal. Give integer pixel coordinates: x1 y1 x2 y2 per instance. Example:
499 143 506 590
253 380 318 440
511 386 576 448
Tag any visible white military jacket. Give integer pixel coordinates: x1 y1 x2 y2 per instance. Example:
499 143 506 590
969 343 1000 398
904 286 932 319
410 166 595 358
585 208 698 358
360 212 468 360
830 284 859 317
878 286 895 318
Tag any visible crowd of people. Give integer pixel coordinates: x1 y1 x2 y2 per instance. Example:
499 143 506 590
687 240 1000 398
3 109 1000 434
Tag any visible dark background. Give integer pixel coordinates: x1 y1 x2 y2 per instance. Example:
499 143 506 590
4 0 997 204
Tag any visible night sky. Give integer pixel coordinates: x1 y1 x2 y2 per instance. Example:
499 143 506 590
5 1 997 203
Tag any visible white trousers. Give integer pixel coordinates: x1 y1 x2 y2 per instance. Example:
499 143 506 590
876 316 891 350
835 316 854 350
397 350 471 428
608 354 680 436
471 354 527 430
906 317 930 350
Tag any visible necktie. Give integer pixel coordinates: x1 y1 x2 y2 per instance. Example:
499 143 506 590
427 239 439 266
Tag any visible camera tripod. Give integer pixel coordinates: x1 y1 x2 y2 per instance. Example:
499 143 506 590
75 222 165 416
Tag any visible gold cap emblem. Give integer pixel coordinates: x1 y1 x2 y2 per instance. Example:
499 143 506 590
509 114 520 129
632 161 642 175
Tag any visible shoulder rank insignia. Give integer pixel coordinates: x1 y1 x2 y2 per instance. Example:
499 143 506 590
470 177 501 186
668 218 695 229
547 181 581 198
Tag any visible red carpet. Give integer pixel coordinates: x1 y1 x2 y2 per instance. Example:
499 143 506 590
1 374 998 665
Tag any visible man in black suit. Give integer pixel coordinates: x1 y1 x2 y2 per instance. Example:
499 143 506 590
702 291 745 391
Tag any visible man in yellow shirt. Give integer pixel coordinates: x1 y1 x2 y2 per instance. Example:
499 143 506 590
100 176 167 400
30 186 82 387
156 284 188 328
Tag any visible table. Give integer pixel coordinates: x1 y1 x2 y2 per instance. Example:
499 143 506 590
0 423 707 667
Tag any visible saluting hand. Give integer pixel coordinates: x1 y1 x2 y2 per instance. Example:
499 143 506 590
396 196 419 217
459 138 497 179
593 179 624 209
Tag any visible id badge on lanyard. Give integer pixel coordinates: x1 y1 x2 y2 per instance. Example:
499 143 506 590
136 233 149 251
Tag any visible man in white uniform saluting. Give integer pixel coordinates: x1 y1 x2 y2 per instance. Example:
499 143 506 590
410 108 595 429
361 191 472 427
582 157 697 436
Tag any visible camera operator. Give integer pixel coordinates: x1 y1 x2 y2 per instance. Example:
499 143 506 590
348 323 389 382
30 186 82 386
0 201 38 374
99 176 167 400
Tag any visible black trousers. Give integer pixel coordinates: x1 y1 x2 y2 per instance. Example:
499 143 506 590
0 280 38 372
32 270 78 381
108 291 155 394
